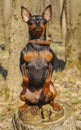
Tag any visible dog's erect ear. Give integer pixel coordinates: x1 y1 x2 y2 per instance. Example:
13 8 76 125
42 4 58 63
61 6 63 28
21 6 31 22
42 5 52 21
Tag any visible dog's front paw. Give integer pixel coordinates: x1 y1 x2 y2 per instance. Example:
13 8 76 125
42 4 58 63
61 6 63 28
50 101 61 111
19 103 28 112
20 89 27 101
52 103 61 111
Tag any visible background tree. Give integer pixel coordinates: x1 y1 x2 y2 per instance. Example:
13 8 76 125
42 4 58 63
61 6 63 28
64 0 81 70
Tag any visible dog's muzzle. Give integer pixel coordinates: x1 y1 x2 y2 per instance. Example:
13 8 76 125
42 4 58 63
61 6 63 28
31 27 43 37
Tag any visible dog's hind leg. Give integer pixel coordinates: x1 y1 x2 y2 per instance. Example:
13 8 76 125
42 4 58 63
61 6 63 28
19 66 29 112
49 87 61 111
19 88 28 112
41 68 53 102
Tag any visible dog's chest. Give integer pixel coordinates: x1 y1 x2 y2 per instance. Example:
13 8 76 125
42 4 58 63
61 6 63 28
23 44 53 63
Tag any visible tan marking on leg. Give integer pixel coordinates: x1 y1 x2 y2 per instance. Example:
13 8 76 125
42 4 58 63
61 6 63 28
19 103 28 112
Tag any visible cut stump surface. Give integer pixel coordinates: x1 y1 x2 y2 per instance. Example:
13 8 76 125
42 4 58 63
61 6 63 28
13 102 76 130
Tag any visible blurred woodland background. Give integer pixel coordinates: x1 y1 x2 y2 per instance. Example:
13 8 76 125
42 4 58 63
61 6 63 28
0 0 81 129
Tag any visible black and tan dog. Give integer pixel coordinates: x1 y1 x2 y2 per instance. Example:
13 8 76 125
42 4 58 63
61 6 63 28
19 5 65 111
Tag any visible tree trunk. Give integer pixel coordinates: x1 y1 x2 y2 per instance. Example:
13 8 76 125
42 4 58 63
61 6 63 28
59 0 66 44
6 0 28 99
0 1 5 46
3 0 12 50
12 103 76 130
65 0 81 70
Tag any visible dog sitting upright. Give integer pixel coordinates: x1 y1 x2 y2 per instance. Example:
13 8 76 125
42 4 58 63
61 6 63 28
19 5 64 111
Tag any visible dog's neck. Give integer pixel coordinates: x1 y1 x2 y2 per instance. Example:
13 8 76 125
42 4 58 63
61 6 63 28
28 32 51 45
28 39 51 45
29 32 46 40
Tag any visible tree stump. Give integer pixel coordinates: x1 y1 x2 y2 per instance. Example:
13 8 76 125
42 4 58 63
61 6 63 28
12 102 76 130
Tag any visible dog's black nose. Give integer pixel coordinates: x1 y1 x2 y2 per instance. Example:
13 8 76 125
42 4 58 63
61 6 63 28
36 21 40 26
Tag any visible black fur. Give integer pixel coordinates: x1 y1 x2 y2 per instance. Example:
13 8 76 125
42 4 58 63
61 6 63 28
20 43 66 83
20 5 66 88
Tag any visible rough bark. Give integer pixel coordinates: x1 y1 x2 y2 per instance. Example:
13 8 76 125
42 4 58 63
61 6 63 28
6 0 28 99
0 1 5 46
59 0 66 44
3 0 12 50
65 0 81 69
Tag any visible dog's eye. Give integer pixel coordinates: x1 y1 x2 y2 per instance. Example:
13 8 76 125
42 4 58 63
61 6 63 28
40 19 47 24
28 19 35 25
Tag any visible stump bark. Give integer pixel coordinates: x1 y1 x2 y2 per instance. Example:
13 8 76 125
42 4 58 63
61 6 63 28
12 102 76 130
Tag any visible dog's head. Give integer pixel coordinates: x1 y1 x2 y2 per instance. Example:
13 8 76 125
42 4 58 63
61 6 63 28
21 5 52 38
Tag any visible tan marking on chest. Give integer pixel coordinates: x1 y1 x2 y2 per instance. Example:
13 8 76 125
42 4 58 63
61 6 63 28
24 50 53 62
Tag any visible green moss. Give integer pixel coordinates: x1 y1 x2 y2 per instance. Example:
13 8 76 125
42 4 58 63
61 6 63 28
67 45 72 58
5 87 10 100
77 60 81 71
0 86 10 100
0 51 9 59
71 98 80 105
7 106 16 113
54 72 61 80
0 115 5 119
69 76 76 83
66 61 75 70
76 116 81 121
0 86 5 96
